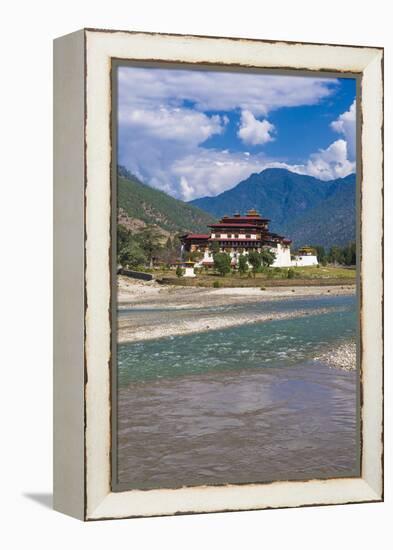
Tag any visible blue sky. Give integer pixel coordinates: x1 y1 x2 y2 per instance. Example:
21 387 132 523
118 67 356 200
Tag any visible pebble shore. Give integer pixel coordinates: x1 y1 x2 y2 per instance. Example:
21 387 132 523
314 341 356 371
118 306 342 343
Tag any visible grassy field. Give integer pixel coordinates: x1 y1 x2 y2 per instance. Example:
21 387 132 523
154 265 356 287
279 266 356 279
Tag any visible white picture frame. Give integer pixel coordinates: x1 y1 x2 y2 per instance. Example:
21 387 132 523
53 28 383 521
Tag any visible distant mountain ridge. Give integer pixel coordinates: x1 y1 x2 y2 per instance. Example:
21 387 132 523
117 166 215 235
190 168 356 248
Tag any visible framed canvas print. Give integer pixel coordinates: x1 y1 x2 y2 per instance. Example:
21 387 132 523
53 29 384 520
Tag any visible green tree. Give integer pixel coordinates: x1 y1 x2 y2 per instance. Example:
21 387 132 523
311 244 326 265
118 240 147 268
117 224 131 253
343 242 356 266
188 250 203 262
328 245 344 265
248 251 261 277
260 248 276 267
238 254 249 276
137 226 163 267
117 225 148 268
155 235 180 266
210 240 220 254
213 252 231 276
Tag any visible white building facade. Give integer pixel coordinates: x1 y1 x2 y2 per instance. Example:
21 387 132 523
181 210 318 270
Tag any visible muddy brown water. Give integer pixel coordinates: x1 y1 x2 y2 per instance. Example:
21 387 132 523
117 362 358 489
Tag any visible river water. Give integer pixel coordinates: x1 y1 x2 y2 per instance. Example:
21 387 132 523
116 294 359 489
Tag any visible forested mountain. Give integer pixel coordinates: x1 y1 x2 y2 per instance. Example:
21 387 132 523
190 168 356 248
118 166 214 235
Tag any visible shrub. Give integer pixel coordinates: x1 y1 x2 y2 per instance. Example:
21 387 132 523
176 265 185 278
287 268 295 279
213 280 221 288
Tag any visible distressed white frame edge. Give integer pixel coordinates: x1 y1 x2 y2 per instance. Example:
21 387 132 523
54 29 86 520
66 29 382 520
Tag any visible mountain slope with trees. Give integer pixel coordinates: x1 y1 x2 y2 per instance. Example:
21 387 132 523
285 176 356 248
118 166 214 235
190 168 356 248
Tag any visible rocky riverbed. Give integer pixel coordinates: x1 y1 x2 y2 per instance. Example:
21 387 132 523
117 276 356 344
314 340 357 371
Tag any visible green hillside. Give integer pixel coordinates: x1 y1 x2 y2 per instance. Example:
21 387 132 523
117 167 214 234
284 177 356 248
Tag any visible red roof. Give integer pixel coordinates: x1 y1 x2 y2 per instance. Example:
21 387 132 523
184 233 209 239
220 217 270 222
209 223 262 229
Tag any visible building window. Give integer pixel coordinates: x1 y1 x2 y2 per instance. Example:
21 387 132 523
246 234 251 239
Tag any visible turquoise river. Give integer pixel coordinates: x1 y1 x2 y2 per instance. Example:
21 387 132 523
116 293 359 489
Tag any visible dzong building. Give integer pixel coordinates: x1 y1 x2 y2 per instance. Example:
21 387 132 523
180 209 318 268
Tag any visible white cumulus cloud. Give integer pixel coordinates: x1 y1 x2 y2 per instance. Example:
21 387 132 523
118 67 338 117
237 110 275 145
289 139 355 181
120 106 224 145
171 149 269 198
117 66 355 199
331 100 356 160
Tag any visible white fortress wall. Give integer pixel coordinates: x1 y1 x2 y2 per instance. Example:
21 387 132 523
194 244 320 269
271 243 292 268
291 255 319 267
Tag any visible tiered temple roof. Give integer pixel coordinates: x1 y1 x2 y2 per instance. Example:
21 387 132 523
181 209 291 249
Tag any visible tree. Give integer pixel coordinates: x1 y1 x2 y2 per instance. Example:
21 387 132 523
311 244 327 265
343 242 356 266
137 226 163 267
328 245 344 265
155 236 179 266
238 254 249 276
248 251 261 277
118 240 147 268
210 241 220 254
117 224 131 252
260 248 276 267
213 252 231 276
324 243 356 266
188 250 203 262
117 225 147 268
